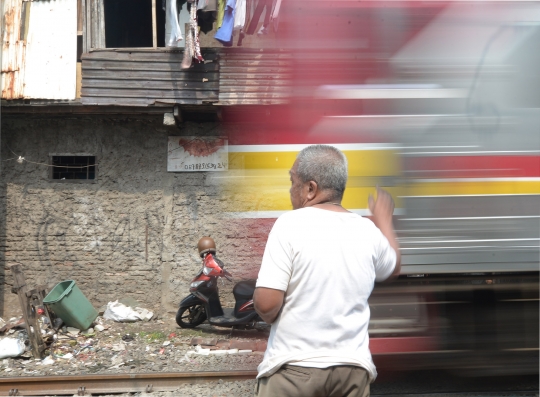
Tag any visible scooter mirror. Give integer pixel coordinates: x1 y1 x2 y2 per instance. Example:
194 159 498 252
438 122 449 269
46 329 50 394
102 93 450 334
203 266 219 276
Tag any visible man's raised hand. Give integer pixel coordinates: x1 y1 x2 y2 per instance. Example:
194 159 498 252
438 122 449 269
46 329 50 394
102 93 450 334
368 187 395 227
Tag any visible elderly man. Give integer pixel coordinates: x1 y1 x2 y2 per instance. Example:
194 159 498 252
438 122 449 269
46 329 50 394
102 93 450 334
253 144 401 397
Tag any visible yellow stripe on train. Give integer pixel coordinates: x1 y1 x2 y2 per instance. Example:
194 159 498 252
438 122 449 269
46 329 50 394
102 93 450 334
228 150 400 176
221 180 403 213
224 149 402 212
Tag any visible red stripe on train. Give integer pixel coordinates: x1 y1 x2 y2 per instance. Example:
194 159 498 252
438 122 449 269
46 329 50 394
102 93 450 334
370 336 438 354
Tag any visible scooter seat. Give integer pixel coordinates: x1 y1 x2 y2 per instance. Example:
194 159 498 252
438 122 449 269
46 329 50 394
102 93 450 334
233 279 256 300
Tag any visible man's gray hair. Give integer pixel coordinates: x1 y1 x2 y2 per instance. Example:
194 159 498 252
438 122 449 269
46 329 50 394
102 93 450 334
296 145 348 200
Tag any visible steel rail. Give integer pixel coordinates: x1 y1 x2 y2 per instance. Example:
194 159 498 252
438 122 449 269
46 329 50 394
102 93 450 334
371 393 537 397
0 370 258 396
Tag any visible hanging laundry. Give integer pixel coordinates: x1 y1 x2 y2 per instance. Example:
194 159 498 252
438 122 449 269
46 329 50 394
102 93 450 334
180 0 217 35
216 0 226 28
233 0 246 46
237 30 245 46
214 0 236 47
244 0 252 30
205 0 217 11
234 0 246 31
270 0 282 33
182 0 204 69
245 0 272 35
197 0 218 35
237 0 252 45
198 10 216 34
165 0 184 47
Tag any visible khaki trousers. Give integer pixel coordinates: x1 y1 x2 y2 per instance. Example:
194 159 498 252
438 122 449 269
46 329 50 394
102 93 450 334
255 365 370 397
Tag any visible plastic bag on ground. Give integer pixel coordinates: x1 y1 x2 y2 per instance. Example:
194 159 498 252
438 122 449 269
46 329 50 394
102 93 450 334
103 301 153 322
0 337 25 359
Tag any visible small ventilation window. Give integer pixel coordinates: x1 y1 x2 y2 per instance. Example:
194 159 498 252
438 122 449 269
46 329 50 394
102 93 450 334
51 156 96 180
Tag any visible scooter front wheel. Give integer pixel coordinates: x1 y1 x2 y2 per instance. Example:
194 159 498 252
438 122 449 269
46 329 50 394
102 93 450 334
176 304 207 328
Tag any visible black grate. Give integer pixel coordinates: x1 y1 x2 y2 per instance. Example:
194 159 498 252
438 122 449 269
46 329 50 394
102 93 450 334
51 156 96 180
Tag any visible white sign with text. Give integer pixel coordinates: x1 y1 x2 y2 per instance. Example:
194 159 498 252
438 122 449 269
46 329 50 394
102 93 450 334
167 136 228 172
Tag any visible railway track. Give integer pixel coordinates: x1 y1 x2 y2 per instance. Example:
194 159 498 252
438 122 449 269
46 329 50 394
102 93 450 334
373 394 538 397
0 370 257 396
1 371 536 396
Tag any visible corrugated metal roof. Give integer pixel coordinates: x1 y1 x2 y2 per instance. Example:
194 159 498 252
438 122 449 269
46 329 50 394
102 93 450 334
81 49 219 106
218 49 293 105
23 0 77 100
2 0 26 99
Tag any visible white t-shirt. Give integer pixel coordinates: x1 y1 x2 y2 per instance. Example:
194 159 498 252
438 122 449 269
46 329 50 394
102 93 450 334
256 207 396 382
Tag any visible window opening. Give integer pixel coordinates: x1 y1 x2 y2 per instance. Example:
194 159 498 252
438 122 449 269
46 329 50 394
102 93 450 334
104 0 165 48
51 156 96 180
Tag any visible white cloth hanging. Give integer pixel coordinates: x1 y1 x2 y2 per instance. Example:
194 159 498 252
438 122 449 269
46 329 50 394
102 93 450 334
271 0 282 19
166 0 183 47
271 0 282 33
234 0 246 31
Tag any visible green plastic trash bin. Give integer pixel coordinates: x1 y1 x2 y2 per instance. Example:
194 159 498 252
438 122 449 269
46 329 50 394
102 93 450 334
43 280 98 330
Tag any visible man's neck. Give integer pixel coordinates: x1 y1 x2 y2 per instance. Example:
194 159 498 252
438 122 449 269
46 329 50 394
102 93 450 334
304 197 349 212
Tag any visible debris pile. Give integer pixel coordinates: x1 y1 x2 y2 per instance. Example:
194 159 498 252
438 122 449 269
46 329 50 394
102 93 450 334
2 265 266 378
0 315 266 377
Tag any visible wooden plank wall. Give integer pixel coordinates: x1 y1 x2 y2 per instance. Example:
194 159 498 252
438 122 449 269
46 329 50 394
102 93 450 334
81 49 219 106
218 49 293 105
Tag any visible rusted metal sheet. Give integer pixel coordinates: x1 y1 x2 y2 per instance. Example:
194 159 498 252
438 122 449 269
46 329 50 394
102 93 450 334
219 49 293 105
23 0 77 99
2 0 77 100
2 0 26 99
81 49 219 106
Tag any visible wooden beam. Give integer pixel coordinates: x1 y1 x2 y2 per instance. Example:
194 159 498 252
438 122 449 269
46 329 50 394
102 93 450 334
84 0 90 51
173 105 182 123
10 264 46 359
89 0 105 49
152 0 157 48
77 0 83 33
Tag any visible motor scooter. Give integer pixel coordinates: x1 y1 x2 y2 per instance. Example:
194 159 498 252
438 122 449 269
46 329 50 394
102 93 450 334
176 251 265 329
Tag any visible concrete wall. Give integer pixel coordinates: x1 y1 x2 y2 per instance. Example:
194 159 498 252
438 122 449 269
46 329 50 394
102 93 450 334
0 115 272 319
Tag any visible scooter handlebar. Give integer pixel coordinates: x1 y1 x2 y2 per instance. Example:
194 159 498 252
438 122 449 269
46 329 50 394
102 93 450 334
223 269 233 281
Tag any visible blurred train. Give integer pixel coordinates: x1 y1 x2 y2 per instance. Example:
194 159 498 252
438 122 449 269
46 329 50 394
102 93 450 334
219 0 539 376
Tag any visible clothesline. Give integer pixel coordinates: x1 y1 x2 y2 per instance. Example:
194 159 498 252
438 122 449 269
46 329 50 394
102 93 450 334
165 0 283 68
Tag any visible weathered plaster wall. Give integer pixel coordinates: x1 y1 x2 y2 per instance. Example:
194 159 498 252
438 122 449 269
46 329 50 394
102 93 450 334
0 115 272 319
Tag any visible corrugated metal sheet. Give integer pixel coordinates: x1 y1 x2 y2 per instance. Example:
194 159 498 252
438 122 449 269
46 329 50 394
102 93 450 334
23 0 77 100
2 0 26 99
81 50 219 106
218 49 293 105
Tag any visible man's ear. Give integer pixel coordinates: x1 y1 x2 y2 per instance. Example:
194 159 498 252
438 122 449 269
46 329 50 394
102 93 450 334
307 181 318 200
